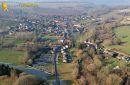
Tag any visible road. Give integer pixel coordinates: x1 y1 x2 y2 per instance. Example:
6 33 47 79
86 42 129 58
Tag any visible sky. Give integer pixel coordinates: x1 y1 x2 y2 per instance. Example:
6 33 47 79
0 0 81 2
0 0 130 6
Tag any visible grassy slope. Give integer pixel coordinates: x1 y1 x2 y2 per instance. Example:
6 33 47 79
0 49 24 65
106 26 130 54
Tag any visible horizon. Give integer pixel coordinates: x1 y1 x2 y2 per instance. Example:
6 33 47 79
0 0 130 6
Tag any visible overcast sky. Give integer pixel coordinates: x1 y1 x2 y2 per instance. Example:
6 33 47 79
1 0 74 1
0 0 130 5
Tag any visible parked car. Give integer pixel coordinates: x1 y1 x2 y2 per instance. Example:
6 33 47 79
125 57 130 62
112 52 118 58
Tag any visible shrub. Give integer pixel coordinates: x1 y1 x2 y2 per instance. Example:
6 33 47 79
14 75 46 85
74 49 83 57
93 55 102 68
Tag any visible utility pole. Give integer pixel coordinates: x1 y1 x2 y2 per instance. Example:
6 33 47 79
53 46 60 85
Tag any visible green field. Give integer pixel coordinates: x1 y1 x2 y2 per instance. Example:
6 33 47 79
0 49 24 65
107 26 130 54
0 20 19 29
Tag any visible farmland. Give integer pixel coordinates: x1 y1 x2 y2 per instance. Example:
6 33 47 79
0 20 19 30
0 49 24 65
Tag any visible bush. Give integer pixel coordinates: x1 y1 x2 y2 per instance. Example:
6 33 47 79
14 75 47 85
103 40 112 46
112 37 121 45
93 55 102 68
74 49 83 57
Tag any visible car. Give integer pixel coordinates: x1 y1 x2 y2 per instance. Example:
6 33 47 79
112 52 118 58
125 57 130 62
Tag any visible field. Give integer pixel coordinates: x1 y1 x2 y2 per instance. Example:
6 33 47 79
0 49 24 65
48 62 74 85
0 20 19 30
106 26 130 55
38 3 81 8
15 3 86 15
0 35 24 45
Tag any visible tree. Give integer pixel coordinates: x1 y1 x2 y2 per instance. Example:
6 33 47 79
14 75 48 85
86 63 96 73
22 50 31 64
112 37 121 45
97 66 111 85
88 47 96 58
106 74 123 85
26 59 33 66
126 77 130 85
10 68 18 82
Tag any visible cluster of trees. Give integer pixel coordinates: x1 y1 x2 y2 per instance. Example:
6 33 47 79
14 74 49 85
23 43 43 65
74 17 122 48
0 64 49 85
0 64 20 77
72 46 130 85
23 43 52 66
86 7 124 46
95 20 122 46
71 7 130 85
71 8 130 85
15 32 34 42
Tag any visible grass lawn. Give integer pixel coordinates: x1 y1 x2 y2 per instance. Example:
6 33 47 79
106 26 130 55
58 63 73 80
0 49 24 65
104 57 128 69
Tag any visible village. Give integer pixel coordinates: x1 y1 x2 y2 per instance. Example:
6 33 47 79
0 1 130 85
